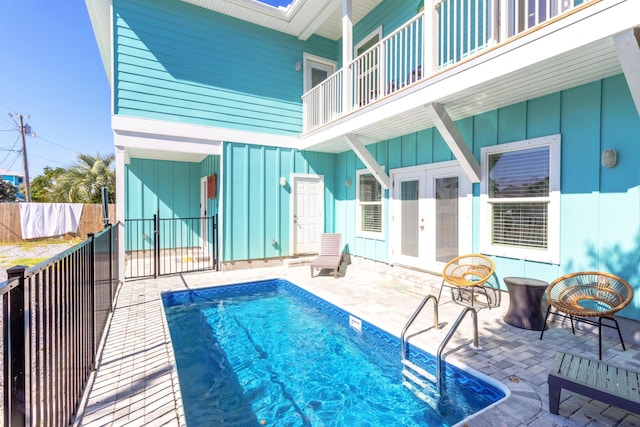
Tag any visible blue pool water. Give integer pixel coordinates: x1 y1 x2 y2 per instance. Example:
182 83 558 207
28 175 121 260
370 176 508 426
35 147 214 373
162 279 505 426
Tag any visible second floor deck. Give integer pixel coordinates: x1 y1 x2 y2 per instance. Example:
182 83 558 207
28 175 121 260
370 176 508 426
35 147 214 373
300 0 639 152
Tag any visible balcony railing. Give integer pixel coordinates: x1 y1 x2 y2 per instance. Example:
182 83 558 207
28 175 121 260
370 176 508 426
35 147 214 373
302 0 596 132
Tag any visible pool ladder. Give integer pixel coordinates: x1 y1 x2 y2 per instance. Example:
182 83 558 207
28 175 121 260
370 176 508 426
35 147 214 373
401 295 480 395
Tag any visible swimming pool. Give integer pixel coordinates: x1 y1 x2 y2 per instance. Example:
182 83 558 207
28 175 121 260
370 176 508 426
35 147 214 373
162 278 506 426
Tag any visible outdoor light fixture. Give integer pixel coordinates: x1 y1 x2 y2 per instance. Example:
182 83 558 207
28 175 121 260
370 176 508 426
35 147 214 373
295 61 301 71
602 149 618 168
345 178 351 187
280 177 287 186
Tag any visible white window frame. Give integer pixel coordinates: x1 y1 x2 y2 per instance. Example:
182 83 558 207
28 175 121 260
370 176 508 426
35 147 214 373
303 53 337 93
356 168 385 240
355 26 383 56
480 134 561 264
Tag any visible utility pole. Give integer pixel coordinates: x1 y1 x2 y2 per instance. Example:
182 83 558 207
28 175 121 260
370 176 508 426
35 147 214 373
18 114 31 202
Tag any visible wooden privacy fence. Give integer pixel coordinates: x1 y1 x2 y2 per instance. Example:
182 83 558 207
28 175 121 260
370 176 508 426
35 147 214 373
0 203 116 243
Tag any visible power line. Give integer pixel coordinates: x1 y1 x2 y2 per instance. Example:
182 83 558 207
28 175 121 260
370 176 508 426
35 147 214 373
28 152 66 166
35 135 79 154
0 101 18 114
0 135 20 167
4 152 20 172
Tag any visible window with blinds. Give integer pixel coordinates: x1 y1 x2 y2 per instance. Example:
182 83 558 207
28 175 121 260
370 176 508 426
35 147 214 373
488 146 549 249
480 134 561 264
357 171 384 237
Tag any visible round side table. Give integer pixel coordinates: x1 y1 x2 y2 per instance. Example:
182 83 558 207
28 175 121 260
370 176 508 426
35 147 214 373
503 277 549 331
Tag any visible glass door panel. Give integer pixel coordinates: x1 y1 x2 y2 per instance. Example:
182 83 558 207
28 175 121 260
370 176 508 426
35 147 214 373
400 180 419 257
391 171 425 269
435 176 459 263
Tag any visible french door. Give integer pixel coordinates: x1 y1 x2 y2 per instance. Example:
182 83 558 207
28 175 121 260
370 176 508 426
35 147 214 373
391 163 471 272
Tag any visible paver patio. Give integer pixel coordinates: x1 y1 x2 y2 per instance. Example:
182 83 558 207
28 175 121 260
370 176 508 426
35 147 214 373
76 259 640 426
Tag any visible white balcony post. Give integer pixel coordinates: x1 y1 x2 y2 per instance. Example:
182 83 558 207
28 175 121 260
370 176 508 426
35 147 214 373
342 0 353 113
488 0 499 46
499 0 509 42
425 1 439 74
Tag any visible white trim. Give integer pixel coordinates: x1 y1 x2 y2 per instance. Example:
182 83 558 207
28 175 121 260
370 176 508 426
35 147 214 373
354 25 383 55
356 168 385 240
289 173 325 255
388 161 472 270
218 141 225 264
114 145 126 285
297 0 341 40
613 28 640 117
112 115 298 149
480 134 561 264
425 102 481 183
344 133 390 189
303 53 337 93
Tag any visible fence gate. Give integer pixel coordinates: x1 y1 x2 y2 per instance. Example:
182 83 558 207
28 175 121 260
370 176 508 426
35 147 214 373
125 214 219 279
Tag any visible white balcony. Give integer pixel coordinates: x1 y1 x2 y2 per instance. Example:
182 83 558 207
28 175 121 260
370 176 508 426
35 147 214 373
301 0 610 136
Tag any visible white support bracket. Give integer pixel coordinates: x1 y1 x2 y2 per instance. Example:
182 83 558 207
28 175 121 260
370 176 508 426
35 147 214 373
613 28 640 118
344 133 390 190
424 102 481 183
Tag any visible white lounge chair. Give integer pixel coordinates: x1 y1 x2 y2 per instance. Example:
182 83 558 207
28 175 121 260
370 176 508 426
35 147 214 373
310 233 343 278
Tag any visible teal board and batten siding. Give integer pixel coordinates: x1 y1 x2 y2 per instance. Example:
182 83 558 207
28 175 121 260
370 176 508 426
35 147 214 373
113 0 336 136
222 142 335 261
124 156 219 251
334 75 639 319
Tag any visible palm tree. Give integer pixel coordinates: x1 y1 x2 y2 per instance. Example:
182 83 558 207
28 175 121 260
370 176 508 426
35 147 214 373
55 153 115 203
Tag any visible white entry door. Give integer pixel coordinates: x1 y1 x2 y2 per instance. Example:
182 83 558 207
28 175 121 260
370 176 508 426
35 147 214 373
391 163 471 271
292 175 324 254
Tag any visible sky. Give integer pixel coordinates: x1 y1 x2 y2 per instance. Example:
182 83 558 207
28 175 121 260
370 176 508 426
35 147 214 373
258 0 294 7
0 1 112 179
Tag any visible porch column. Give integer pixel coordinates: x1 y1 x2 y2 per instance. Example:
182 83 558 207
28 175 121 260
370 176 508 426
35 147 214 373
115 145 126 285
425 103 481 183
342 0 353 114
344 133 390 189
613 28 640 118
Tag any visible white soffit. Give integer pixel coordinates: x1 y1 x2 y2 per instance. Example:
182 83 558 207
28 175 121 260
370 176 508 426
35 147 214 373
181 0 382 40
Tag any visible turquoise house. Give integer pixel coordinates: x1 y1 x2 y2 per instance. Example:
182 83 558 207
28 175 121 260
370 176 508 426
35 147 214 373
86 0 640 334
0 167 24 200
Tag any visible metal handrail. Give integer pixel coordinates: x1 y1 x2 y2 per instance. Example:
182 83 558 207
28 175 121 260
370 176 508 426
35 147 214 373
436 306 482 391
400 294 439 359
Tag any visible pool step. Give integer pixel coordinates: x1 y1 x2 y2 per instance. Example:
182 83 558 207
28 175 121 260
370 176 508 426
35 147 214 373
401 360 437 402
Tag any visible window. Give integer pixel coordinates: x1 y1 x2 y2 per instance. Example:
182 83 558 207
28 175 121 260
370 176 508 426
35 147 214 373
356 169 384 239
353 27 382 107
480 134 560 264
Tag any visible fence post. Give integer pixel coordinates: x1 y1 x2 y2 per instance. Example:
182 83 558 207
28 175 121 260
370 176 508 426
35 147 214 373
153 213 160 278
88 233 97 364
213 215 219 271
7 265 28 427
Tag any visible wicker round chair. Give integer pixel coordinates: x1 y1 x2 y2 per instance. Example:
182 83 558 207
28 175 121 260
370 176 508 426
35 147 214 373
540 271 634 359
438 254 495 308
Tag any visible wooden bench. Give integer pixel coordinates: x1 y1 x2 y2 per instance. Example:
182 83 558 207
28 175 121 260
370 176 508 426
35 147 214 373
548 352 640 415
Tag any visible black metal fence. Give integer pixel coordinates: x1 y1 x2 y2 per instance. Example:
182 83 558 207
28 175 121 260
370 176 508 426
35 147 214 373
125 214 218 279
0 223 120 426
